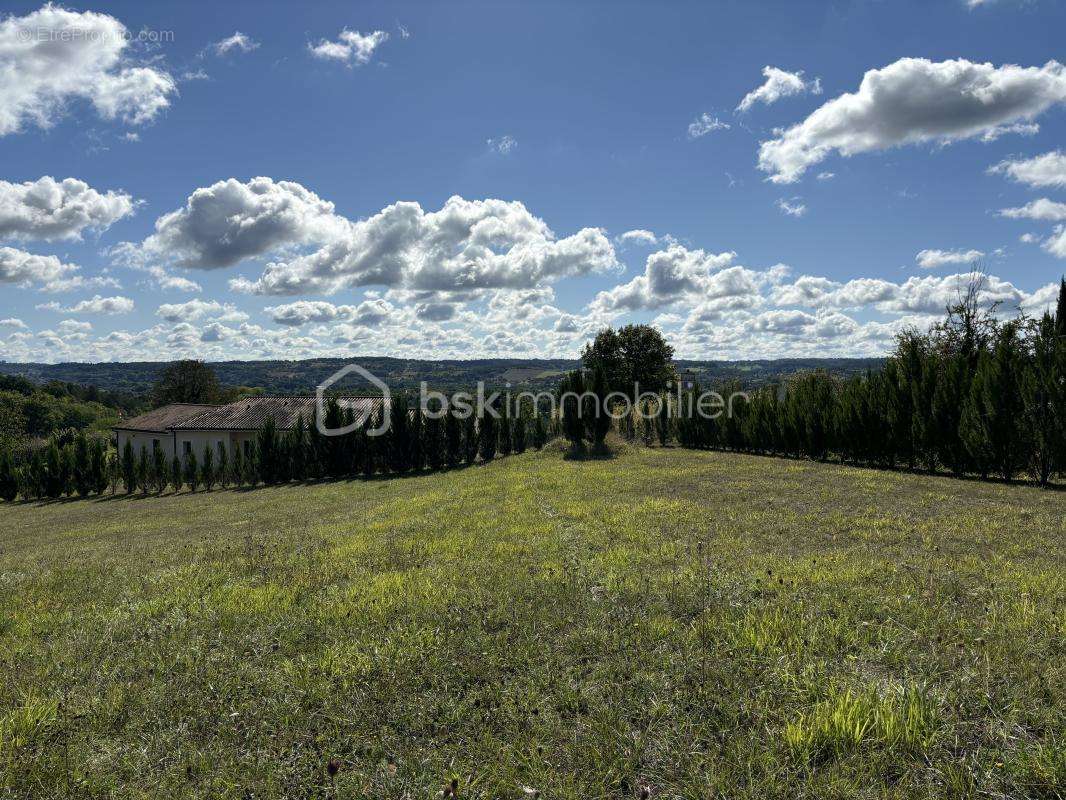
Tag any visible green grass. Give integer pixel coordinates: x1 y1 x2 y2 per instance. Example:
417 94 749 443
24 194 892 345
1 445 1063 798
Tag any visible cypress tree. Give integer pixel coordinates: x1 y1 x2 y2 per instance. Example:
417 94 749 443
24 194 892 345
201 444 215 491
444 410 462 467
73 432 91 496
43 441 64 498
479 406 497 462
90 438 108 495
513 413 527 454
290 416 307 480
498 410 512 456
409 402 425 472
560 371 587 451
258 419 280 484
532 413 547 450
1055 276 1066 338
462 412 478 464
362 412 380 478
388 394 411 473
425 413 445 470
0 448 17 501
1023 312 1062 486
152 443 167 493
960 352 996 480
590 367 612 448
930 354 969 476
216 443 229 488
137 447 151 495
231 442 245 487
121 440 136 495
184 448 199 492
170 454 182 492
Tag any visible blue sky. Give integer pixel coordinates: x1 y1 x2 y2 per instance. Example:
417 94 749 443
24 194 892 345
1 0 1065 363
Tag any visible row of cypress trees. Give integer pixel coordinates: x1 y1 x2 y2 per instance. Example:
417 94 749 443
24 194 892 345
0 394 551 500
669 278 1066 485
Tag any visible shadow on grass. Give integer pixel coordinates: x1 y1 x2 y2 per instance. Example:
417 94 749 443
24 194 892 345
562 442 616 461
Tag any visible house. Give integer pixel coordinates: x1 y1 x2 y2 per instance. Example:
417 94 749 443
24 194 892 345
113 403 218 462
114 396 383 462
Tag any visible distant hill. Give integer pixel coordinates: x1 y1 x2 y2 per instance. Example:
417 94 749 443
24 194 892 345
0 357 885 397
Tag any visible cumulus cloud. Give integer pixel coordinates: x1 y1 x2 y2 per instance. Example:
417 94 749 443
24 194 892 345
737 66 821 113
156 299 248 323
618 229 659 246
230 194 619 296
0 317 27 329
915 248 984 269
37 294 134 315
1045 226 1066 258
0 246 77 288
687 113 730 139
590 245 749 312
999 198 1066 221
309 29 389 65
771 275 898 308
878 273 1024 315
134 177 346 270
0 4 176 136
989 150 1066 188
0 176 135 241
758 58 1066 183
213 32 258 56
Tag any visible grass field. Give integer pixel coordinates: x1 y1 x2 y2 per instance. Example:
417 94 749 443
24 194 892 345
1 445 1063 799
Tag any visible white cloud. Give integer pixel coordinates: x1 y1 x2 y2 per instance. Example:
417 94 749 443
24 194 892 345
687 113 730 139
37 294 134 315
0 246 77 288
156 299 248 323
878 273 1024 314
771 275 897 308
1019 232 1040 243
816 171 835 181
776 197 807 217
589 245 747 312
989 150 1066 188
309 29 389 65
999 198 1066 221
759 58 1066 183
1021 283 1060 313
266 300 351 326
0 4 176 136
57 318 91 333
915 248 984 269
0 317 27 329
618 229 658 246
134 176 346 270
230 194 619 296
213 32 258 56
737 66 821 113
0 176 135 241
487 135 517 154
1045 226 1066 258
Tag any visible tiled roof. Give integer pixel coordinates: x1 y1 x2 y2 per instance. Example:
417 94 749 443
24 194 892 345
114 403 219 432
170 396 384 431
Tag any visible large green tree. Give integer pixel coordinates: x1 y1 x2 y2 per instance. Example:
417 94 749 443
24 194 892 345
581 324 675 397
150 360 223 407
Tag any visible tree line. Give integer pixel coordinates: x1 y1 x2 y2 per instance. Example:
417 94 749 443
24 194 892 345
0 394 551 501
574 277 1065 486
